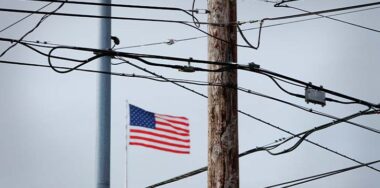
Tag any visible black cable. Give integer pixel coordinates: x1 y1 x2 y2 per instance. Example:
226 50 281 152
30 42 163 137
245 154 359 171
237 1 380 49
108 60 380 187
0 7 256 49
3 35 379 108
265 159 380 188
265 1 380 22
2 58 380 186
0 2 53 33
146 107 375 187
237 20 264 49
31 0 203 28
191 0 201 28
245 66 380 108
114 6 380 50
266 108 375 156
272 1 380 33
0 1 67 58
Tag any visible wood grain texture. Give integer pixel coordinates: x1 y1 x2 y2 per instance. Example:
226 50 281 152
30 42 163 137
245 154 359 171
207 0 239 187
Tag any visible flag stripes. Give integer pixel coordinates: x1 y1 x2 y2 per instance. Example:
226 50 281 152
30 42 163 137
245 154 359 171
128 104 190 154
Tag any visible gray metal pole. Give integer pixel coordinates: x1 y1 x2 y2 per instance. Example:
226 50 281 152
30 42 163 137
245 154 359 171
97 0 111 188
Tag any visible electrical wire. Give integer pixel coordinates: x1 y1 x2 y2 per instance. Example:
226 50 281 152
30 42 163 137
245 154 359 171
0 2 53 33
237 1 380 49
111 58 380 135
245 65 380 108
2 58 380 186
107 60 380 187
2 35 378 108
113 5 380 50
31 0 203 28
271 1 380 33
264 159 380 188
0 7 256 49
0 1 67 58
3 35 379 108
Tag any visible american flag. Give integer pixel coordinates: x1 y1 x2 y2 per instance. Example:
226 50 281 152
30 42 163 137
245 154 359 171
128 104 190 154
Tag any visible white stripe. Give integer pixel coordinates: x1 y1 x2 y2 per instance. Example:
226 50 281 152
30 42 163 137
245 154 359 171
155 116 190 130
129 139 190 153
155 124 189 135
130 126 190 140
155 114 189 123
130 131 190 146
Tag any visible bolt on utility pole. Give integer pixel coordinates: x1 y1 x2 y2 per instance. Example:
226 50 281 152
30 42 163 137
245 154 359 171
207 0 239 187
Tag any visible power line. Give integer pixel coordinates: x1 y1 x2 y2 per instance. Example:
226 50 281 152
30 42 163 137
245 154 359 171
2 36 379 108
113 6 380 50
237 1 380 49
110 58 380 136
107 59 380 187
270 1 380 33
0 2 53 33
265 159 380 188
2 57 380 186
0 1 66 58
31 0 203 27
147 109 378 187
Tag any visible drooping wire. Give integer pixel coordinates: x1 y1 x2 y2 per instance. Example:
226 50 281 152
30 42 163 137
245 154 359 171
31 0 203 28
264 159 380 188
191 0 201 28
237 1 380 49
113 5 380 50
271 0 380 33
0 0 67 58
0 2 53 33
2 35 378 109
111 58 380 135
2 57 380 187
107 59 380 187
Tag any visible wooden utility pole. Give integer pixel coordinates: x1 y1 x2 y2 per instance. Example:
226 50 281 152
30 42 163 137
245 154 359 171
207 0 239 187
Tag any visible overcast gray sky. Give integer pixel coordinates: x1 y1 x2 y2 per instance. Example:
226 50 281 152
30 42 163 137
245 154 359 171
0 0 380 188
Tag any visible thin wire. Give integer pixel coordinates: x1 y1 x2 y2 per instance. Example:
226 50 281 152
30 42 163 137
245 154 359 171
0 2 53 33
111 59 380 135
0 7 257 49
108 60 380 187
0 1 67 58
237 1 380 49
114 6 380 50
191 0 201 28
272 1 380 33
31 0 203 28
2 58 380 186
3 35 379 108
265 159 380 188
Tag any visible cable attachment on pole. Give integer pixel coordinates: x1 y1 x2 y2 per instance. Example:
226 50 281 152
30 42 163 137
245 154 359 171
191 9 210 14
166 39 176 45
179 57 196 73
305 83 326 107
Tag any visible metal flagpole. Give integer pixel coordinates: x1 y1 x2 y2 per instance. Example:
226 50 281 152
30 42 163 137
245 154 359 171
97 0 111 187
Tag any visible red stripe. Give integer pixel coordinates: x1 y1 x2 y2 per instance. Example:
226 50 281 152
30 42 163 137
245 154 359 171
130 129 190 143
156 117 189 126
156 114 188 120
155 120 189 133
155 127 189 137
130 142 190 154
130 136 190 149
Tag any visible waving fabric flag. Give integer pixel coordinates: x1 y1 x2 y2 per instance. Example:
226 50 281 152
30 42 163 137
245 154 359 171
128 104 190 154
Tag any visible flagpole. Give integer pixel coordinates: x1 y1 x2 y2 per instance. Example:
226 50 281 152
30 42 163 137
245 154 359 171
125 101 129 188
97 0 111 188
